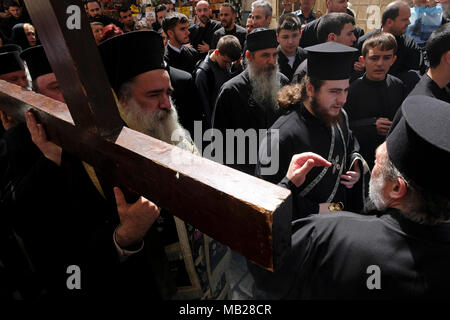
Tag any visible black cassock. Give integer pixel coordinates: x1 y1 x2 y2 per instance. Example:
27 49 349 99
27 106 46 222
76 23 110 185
389 73 450 134
250 206 450 299
212 69 289 175
345 74 407 168
256 103 364 218
164 45 202 74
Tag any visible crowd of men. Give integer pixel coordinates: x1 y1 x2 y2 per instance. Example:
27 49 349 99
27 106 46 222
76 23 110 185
0 0 450 300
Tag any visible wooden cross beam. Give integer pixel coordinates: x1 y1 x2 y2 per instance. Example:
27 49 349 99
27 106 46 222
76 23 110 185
0 0 293 271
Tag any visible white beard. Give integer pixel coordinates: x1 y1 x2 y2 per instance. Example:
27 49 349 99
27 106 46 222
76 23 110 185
121 96 185 144
247 60 280 109
368 172 388 211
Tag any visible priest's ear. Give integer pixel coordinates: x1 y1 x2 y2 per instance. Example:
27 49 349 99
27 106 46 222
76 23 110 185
305 81 315 98
245 50 253 61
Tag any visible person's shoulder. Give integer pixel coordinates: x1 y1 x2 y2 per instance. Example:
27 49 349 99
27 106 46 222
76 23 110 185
386 74 405 86
182 45 199 54
271 105 303 130
210 20 222 29
235 24 246 33
357 29 378 46
297 47 308 58
303 17 320 31
189 23 199 32
280 73 290 86
298 210 396 237
169 66 192 82
213 27 225 36
219 71 247 91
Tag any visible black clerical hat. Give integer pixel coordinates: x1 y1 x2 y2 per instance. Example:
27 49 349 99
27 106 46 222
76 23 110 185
20 45 53 80
387 95 450 196
0 44 25 75
246 28 278 53
305 42 357 80
98 30 166 93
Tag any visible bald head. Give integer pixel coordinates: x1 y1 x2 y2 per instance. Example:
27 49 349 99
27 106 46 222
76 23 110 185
196 0 211 25
326 0 348 13
382 1 411 36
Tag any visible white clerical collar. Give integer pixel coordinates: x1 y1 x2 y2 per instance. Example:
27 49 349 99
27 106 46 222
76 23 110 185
168 42 182 54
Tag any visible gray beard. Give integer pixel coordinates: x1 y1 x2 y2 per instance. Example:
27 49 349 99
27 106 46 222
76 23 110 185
122 97 185 144
247 61 280 109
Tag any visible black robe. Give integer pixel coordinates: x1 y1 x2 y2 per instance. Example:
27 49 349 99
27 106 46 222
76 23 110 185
212 69 289 175
389 73 450 134
277 46 307 82
164 44 202 74
168 65 203 138
345 74 407 168
256 103 362 218
250 206 450 299
194 53 234 128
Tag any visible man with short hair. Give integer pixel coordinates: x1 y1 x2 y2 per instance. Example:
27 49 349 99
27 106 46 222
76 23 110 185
345 32 407 168
188 0 221 56
85 0 123 29
389 23 450 134
118 6 135 33
0 0 31 38
276 13 307 81
251 0 272 28
408 23 450 102
293 0 317 26
163 12 201 73
213 28 289 175
195 35 242 127
210 3 246 50
251 95 450 299
292 13 358 83
299 0 364 48
357 1 423 92
152 4 167 32
258 42 364 218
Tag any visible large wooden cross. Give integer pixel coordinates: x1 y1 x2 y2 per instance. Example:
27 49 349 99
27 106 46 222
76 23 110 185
0 0 292 271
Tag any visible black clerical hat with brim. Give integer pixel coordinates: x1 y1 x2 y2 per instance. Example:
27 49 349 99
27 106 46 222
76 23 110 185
20 45 53 80
387 95 450 196
305 42 357 80
98 30 166 93
0 44 25 75
246 28 278 52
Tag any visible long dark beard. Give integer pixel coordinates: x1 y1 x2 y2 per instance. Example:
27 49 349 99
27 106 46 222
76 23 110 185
248 61 280 109
310 96 342 127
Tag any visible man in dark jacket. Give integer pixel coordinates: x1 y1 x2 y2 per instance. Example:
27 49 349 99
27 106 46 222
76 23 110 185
163 11 201 74
188 0 221 58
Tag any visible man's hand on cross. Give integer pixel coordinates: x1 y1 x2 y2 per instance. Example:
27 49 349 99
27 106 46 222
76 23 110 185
113 187 160 249
25 110 62 166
